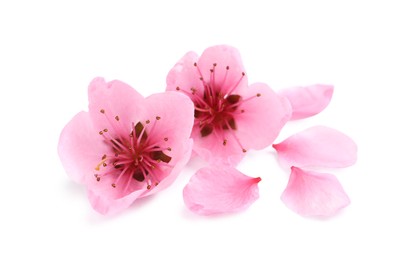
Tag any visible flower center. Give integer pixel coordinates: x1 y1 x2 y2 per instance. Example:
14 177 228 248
176 62 261 152
94 110 172 191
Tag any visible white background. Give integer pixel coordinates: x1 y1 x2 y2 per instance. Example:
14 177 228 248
1 0 398 259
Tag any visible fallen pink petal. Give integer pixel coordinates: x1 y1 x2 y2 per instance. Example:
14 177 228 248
281 166 351 217
183 166 261 215
58 78 194 215
273 125 357 168
167 45 291 165
278 84 334 120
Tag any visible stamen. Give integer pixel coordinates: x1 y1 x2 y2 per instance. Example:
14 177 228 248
115 116 120 121
227 71 246 95
223 119 247 153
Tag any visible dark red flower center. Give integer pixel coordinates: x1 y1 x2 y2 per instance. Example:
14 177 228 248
94 110 172 190
176 62 261 152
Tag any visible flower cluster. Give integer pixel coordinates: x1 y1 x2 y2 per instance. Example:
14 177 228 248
58 45 357 217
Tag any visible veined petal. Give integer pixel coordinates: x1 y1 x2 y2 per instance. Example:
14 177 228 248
143 139 193 197
278 84 334 120
88 188 145 215
58 111 108 184
273 126 357 168
166 51 204 96
191 126 246 166
183 166 261 215
198 45 248 94
141 91 194 158
235 82 292 150
281 167 350 217
88 77 144 135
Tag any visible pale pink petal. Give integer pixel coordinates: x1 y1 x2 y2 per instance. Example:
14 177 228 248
278 84 334 120
191 126 246 166
88 77 144 135
166 51 204 96
273 126 357 168
58 111 109 184
281 166 350 217
183 166 261 215
235 82 292 150
143 139 193 197
141 91 194 158
88 188 145 215
197 45 248 94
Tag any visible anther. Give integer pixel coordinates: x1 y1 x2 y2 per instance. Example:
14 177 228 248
176 86 180 90
147 185 151 190
164 137 168 141
102 162 107 167
242 149 247 153
146 120 150 124
256 93 261 97
103 128 108 132
99 131 103 135
100 109 105 114
210 69 214 73
156 116 161 120
241 109 245 113
112 183 116 188
102 154 107 160
242 72 246 76
223 139 227 146
167 147 172 151
194 62 197 67
213 63 217 67
115 116 120 121
200 77 203 81
226 66 230 70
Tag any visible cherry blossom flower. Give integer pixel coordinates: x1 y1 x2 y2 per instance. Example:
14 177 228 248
58 78 194 215
167 45 291 165
183 166 261 215
278 84 334 120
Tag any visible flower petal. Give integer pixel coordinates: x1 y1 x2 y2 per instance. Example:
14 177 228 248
166 51 205 96
197 45 248 94
273 126 357 168
191 126 246 166
88 188 145 215
58 111 108 184
143 139 193 197
235 82 292 150
281 166 350 217
88 77 144 135
278 84 334 120
141 91 194 160
183 166 261 215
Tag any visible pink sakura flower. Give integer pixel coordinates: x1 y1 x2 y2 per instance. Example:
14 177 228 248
58 78 194 215
167 45 291 165
273 126 357 217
